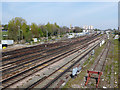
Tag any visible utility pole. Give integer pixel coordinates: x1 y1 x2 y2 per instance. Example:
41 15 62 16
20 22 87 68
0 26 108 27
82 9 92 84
21 30 23 42
18 26 20 44
46 30 48 41
45 28 48 42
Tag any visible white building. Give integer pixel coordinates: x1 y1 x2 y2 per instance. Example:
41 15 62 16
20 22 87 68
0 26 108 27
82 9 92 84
83 25 93 30
67 33 85 38
88 26 93 30
83 25 94 33
83 26 88 30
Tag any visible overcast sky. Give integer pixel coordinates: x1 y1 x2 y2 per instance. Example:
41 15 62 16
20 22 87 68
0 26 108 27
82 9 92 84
2 2 118 30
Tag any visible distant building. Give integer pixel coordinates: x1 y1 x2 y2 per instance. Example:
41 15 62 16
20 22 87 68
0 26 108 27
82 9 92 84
67 32 85 38
88 26 93 30
83 25 94 33
83 26 88 30
83 25 93 30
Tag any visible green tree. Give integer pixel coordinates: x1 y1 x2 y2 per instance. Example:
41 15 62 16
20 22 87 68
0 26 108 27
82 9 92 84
73 27 83 33
3 24 8 30
53 23 60 36
21 23 27 39
61 26 69 33
31 23 39 38
24 31 32 42
46 22 52 36
38 27 43 37
39 25 46 37
8 17 27 41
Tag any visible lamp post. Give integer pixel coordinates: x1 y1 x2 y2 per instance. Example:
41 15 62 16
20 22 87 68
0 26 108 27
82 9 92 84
18 26 23 44
21 30 23 42
29 27 31 38
18 26 20 44
45 28 48 42
46 30 48 41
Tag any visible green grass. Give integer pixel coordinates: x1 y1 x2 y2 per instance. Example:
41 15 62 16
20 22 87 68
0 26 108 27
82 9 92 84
83 57 91 66
102 33 119 88
113 39 119 87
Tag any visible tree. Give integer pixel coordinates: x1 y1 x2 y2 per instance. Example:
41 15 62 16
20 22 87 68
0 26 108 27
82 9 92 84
46 22 52 37
31 23 39 38
39 25 47 37
94 28 100 31
21 23 27 39
53 23 60 36
7 17 83 43
73 27 83 33
24 30 32 42
22 25 33 42
2 24 8 30
8 17 27 41
61 26 69 33
38 27 43 37
114 30 119 35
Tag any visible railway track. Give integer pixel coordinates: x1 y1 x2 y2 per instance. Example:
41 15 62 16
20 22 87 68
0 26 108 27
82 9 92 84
3 35 88 66
2 34 102 89
25 36 103 89
1 35 93 67
2 42 64 62
1 36 90 76
2 41 65 57
1 34 99 78
2 41 70 62
2 35 86 58
85 40 111 88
